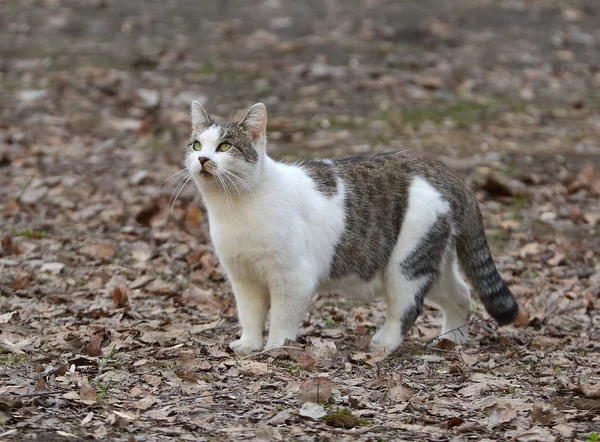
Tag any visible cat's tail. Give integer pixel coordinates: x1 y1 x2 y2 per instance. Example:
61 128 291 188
456 206 519 326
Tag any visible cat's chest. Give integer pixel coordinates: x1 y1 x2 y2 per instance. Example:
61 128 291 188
208 211 282 264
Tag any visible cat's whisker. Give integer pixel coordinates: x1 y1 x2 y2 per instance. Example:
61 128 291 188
220 170 251 205
169 173 194 217
158 169 189 188
220 172 243 201
168 173 191 207
215 172 234 210
220 169 252 196
225 166 258 186
228 101 237 124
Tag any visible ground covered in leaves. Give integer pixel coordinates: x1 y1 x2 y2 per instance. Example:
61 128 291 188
1 0 600 440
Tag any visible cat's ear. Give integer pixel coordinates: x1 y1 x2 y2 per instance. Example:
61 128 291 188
191 101 211 132
239 103 267 141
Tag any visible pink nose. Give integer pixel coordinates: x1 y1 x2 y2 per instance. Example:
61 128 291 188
198 157 209 166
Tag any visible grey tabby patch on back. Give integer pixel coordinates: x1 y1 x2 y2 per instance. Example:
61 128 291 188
300 160 338 196
300 151 519 328
328 153 411 280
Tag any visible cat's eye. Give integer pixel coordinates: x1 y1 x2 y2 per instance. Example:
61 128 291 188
192 141 202 151
217 142 232 152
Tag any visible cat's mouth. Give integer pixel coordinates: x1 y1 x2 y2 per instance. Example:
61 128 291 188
200 169 213 177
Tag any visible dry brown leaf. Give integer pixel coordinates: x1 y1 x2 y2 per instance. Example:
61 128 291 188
459 383 488 397
435 338 456 350
80 243 116 260
487 403 517 426
238 360 269 376
440 416 464 429
299 377 332 403
83 329 105 357
513 310 531 327
519 242 542 260
112 286 131 309
574 381 600 398
79 383 97 405
296 352 316 372
388 385 414 402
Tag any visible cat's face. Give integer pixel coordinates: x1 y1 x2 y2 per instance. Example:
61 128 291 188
186 103 267 193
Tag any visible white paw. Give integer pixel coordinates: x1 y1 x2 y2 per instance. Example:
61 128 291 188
229 338 264 355
369 331 403 354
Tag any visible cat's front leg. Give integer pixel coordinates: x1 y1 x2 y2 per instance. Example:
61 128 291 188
229 278 269 355
264 278 315 350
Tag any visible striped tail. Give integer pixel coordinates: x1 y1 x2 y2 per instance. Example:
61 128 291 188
456 209 519 326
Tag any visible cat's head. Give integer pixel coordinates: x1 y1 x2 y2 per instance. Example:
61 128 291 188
186 102 267 194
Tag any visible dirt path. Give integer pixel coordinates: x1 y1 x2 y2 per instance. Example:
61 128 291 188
1 0 599 440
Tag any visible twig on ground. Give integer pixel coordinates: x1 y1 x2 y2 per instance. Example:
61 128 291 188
237 345 305 361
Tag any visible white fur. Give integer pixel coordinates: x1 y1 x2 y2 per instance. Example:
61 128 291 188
188 122 469 355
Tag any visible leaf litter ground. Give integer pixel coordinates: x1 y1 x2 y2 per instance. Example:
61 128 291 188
1 0 599 440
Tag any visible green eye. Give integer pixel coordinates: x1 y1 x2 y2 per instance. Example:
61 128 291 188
217 143 232 152
192 141 201 151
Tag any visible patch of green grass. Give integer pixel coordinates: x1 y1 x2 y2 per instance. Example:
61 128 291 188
156 360 175 369
322 408 371 428
90 378 108 399
288 364 302 377
378 97 527 128
197 63 218 75
588 432 598 442
0 353 29 366
512 195 529 209
8 228 48 239
98 346 117 371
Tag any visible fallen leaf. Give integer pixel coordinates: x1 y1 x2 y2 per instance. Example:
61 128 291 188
267 410 291 426
296 352 316 371
112 286 131 309
440 416 464 429
298 402 326 419
299 377 333 403
0 312 15 324
79 383 97 405
80 243 116 260
487 403 517 426
520 242 542 260
574 381 600 398
435 338 456 350
513 310 531 327
388 385 414 402
459 383 488 397
238 360 269 376
514 425 556 442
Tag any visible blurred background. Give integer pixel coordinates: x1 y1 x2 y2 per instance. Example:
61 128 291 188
2 0 599 235
1 2 599 439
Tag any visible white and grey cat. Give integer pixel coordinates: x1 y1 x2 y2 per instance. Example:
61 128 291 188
185 102 519 355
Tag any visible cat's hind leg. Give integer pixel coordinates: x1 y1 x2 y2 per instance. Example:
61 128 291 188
426 249 471 344
370 217 452 353
369 268 431 353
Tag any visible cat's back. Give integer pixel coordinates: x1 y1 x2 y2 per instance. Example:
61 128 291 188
300 151 470 281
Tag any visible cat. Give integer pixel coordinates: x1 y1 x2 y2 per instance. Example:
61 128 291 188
185 101 519 355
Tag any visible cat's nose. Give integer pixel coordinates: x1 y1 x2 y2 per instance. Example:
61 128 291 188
198 157 209 166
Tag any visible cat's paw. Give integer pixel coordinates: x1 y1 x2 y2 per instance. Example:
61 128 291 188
369 332 402 355
229 339 263 355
